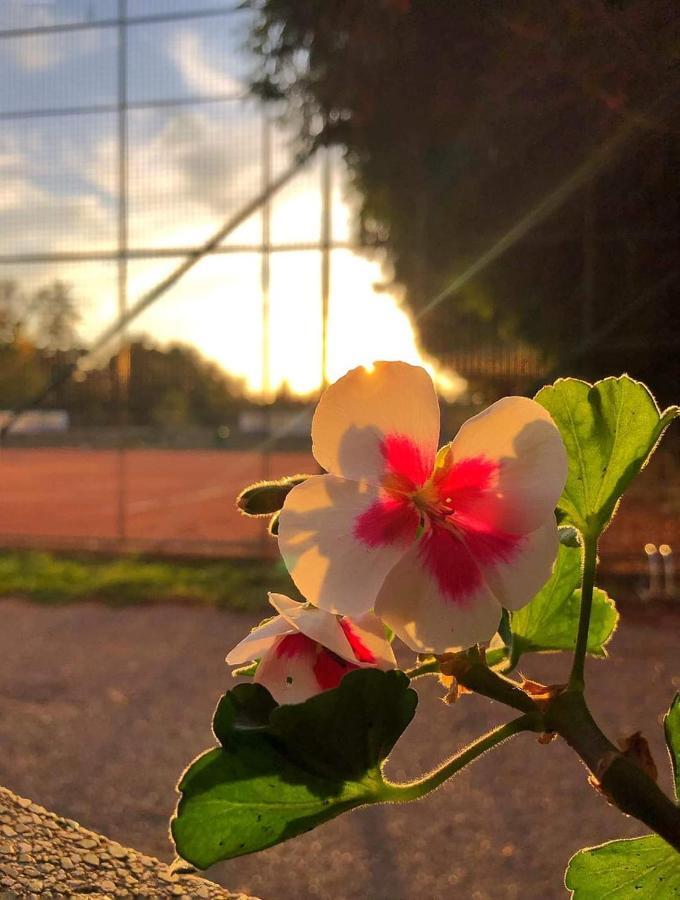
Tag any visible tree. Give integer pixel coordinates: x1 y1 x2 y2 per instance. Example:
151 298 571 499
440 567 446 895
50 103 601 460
246 0 680 401
30 280 81 352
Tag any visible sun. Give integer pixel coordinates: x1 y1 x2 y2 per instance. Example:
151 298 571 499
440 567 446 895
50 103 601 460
120 184 465 402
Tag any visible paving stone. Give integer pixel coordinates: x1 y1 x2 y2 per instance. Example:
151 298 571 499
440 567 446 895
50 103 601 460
0 786 256 899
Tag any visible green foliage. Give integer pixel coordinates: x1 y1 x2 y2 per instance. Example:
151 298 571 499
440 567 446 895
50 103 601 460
536 376 678 538
664 694 680 801
509 544 618 665
0 550 294 609
172 669 417 867
565 836 680 898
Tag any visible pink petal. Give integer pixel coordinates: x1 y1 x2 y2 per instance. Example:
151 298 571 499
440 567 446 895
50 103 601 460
278 474 413 617
375 527 502 653
254 633 322 705
269 592 357 662
340 612 397 669
225 614 294 665
449 396 567 534
312 649 359 691
477 518 559 611
311 361 440 482
354 492 421 548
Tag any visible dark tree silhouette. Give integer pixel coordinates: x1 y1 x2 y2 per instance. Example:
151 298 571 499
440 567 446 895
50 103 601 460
246 0 680 400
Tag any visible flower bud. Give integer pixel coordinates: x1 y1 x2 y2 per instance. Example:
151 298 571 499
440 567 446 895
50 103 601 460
237 475 309 517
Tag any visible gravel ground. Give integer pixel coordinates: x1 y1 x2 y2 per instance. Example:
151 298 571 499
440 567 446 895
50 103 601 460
0 785 252 898
0 597 678 900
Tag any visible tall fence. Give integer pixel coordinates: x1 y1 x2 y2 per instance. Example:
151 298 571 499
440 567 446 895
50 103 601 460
0 2 373 555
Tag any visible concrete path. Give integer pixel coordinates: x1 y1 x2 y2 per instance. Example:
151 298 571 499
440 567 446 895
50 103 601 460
0 598 677 899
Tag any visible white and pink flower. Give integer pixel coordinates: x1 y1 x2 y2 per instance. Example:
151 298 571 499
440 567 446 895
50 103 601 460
226 593 396 705
278 361 568 654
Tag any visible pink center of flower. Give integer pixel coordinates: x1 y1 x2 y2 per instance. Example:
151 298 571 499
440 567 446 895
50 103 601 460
354 434 523 604
274 632 358 692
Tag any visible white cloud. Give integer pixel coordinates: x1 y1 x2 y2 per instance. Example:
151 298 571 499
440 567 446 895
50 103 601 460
168 32 243 97
2 4 101 72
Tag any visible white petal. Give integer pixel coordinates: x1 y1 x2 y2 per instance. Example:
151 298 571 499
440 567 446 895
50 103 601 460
225 614 293 665
278 474 414 617
479 519 559 611
449 396 567 533
254 635 321 705
312 361 440 482
341 611 397 669
269 592 356 662
375 539 502 654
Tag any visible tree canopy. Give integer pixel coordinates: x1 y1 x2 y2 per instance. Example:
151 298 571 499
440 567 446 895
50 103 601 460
247 0 680 400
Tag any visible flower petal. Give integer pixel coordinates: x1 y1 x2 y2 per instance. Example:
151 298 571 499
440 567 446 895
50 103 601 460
340 612 397 669
254 633 323 704
477 518 559 611
375 527 502 653
278 474 415 616
311 361 440 482
269 592 356 661
449 396 567 534
225 614 294 665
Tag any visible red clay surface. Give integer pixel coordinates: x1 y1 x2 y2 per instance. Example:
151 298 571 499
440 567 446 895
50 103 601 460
0 446 677 573
0 448 314 555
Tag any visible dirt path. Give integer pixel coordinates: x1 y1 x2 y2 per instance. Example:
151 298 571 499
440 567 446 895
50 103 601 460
0 598 678 899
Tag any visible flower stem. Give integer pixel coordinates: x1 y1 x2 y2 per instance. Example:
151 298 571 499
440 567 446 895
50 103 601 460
380 714 540 802
545 689 680 853
569 533 598 691
404 658 440 679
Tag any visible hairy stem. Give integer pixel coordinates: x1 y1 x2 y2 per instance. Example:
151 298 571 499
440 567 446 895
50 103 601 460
442 651 537 714
569 533 598 691
381 714 540 802
405 658 440 679
546 690 680 853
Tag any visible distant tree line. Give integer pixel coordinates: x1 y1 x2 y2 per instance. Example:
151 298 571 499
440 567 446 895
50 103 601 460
0 279 246 427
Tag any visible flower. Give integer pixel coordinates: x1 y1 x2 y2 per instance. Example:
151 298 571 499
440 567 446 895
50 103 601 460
226 593 396 705
278 361 568 654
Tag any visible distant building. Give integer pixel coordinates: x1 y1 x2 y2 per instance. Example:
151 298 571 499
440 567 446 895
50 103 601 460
0 410 69 435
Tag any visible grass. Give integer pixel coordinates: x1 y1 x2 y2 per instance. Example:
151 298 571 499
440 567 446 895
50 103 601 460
0 550 297 610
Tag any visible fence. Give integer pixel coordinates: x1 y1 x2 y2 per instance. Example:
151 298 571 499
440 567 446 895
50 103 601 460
0 2 677 575
0 1 380 555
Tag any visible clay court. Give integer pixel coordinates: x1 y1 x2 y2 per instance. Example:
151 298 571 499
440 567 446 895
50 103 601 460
0 446 677 582
0 448 314 556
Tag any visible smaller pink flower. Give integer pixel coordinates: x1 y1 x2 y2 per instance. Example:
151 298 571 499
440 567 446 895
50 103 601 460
226 593 396 705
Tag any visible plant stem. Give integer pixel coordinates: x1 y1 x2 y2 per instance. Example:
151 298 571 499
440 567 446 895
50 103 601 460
381 714 540 802
405 658 440 679
546 689 680 853
569 533 598 691
442 651 537 714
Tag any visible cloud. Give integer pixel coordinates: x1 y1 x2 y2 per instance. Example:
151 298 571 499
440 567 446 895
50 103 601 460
2 4 101 72
168 32 243 97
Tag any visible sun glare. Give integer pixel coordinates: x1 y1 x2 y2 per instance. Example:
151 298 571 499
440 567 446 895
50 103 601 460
115 176 465 403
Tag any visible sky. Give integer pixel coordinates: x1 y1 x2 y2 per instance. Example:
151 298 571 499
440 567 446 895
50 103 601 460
0 0 465 400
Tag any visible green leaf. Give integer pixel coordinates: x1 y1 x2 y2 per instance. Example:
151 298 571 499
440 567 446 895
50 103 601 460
172 669 417 868
535 376 677 537
664 694 680 801
565 835 680 898
510 544 618 664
